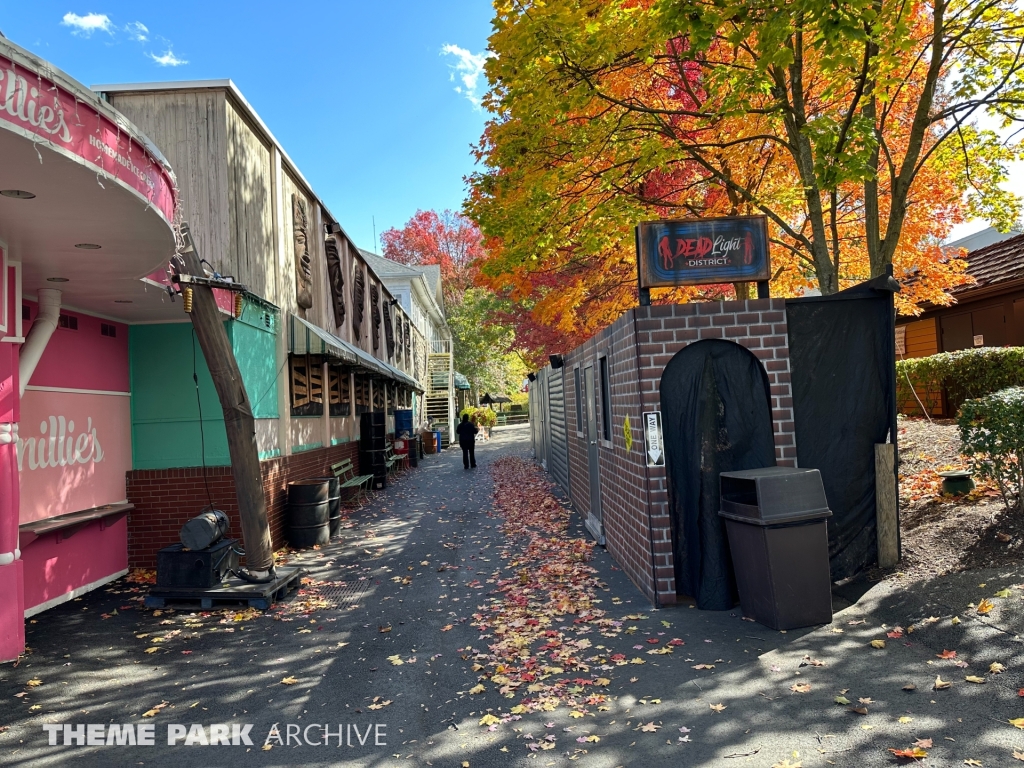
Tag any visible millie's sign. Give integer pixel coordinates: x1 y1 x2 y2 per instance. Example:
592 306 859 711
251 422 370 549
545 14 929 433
636 215 770 289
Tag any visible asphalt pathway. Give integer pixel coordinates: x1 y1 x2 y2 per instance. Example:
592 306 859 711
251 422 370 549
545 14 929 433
2 424 1024 767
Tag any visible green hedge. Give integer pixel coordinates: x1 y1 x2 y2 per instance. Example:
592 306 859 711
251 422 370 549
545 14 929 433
958 387 1024 512
897 347 1024 416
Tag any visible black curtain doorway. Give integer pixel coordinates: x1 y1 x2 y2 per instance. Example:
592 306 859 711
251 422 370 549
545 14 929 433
660 340 776 609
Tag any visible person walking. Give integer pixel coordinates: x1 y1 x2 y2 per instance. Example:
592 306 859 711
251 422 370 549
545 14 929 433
456 413 479 469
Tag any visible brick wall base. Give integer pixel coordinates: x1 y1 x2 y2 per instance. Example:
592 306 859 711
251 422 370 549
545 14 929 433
126 442 360 568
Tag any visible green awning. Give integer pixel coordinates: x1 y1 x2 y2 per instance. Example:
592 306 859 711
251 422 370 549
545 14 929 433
289 314 422 392
289 314 357 364
454 372 471 390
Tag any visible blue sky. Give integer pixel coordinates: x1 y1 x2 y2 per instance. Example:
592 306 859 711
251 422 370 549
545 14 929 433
0 1 494 250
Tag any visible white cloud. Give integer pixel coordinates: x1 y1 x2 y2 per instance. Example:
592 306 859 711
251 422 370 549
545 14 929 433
149 48 188 66
441 43 495 107
61 12 113 36
125 21 148 41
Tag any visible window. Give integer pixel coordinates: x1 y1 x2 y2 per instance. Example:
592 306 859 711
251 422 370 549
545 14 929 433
599 356 612 442
101 323 117 338
573 366 582 433
354 373 370 415
58 314 78 331
372 378 385 411
290 355 323 417
328 365 351 418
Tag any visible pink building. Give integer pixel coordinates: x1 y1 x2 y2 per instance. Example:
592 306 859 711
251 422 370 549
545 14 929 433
0 39 177 661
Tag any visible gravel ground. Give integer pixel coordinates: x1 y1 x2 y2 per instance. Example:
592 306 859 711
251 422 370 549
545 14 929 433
887 416 1023 582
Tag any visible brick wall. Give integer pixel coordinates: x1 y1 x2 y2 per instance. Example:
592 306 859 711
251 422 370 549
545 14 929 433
126 442 360 568
561 299 796 607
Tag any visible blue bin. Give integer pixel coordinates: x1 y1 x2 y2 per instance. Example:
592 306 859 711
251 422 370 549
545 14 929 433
395 409 413 435
434 430 442 452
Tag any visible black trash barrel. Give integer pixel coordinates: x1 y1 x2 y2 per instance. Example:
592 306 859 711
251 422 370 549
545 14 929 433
286 479 331 548
307 476 342 537
719 467 833 631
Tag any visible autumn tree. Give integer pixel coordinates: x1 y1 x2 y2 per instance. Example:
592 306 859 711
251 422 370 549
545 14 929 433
468 0 1024 350
381 210 525 399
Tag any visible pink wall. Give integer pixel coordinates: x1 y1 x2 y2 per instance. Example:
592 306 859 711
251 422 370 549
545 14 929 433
1 267 16 424
21 517 127 611
22 303 129 393
18 391 131 523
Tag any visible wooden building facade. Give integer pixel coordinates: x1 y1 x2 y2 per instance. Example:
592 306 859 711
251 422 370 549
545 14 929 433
897 232 1024 416
95 80 427 566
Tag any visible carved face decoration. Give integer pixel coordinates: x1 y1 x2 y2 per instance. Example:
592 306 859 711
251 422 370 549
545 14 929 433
292 194 313 310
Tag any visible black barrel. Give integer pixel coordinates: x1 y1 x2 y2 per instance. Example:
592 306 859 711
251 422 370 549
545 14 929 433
286 479 330 548
308 476 342 537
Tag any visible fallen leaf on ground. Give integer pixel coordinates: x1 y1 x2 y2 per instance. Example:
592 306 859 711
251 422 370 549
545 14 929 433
771 761 802 768
709 703 726 713
937 650 957 659
991 662 1006 674
914 738 933 748
142 702 168 717
144 647 160 654
898 716 913 724
1013 750 1024 761
835 696 851 705
790 683 811 693
964 760 982 766
638 722 660 732
995 589 1013 598
469 684 486 695
1009 718 1024 729
934 676 951 690
851 707 869 715
965 676 986 684
479 714 500 726
903 683 917 691
870 640 886 649
978 599 995 615
280 676 298 685
25 679 41 687
889 747 928 759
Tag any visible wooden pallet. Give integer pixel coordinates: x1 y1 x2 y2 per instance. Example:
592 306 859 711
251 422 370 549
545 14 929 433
145 566 305 610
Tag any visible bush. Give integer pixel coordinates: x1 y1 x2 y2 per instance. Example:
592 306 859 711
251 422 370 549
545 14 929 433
897 347 1024 415
460 407 497 428
958 387 1024 513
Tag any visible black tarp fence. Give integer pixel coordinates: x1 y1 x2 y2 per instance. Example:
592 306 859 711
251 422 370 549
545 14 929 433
785 275 899 580
660 340 778 610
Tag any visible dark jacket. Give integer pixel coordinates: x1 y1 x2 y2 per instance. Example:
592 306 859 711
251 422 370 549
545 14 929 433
456 420 479 447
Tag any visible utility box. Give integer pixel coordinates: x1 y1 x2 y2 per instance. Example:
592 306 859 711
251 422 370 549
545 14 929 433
156 538 239 589
719 467 833 630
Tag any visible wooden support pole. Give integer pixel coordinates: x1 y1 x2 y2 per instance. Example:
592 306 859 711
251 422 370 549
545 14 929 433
875 443 899 568
178 223 274 572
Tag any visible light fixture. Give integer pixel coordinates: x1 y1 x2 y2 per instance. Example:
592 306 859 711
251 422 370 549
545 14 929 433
325 222 342 235
74 243 101 250
0 189 35 199
114 299 133 304
549 354 564 369
46 277 69 283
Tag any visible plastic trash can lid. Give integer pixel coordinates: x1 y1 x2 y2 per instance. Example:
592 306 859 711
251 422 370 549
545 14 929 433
719 466 831 524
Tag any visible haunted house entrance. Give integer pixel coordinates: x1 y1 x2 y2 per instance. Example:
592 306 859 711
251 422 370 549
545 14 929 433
660 340 776 609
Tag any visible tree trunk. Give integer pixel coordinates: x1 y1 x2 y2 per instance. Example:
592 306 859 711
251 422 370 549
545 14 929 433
178 224 274 572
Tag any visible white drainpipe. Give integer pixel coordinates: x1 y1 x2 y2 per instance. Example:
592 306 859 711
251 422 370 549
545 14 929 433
19 288 62 397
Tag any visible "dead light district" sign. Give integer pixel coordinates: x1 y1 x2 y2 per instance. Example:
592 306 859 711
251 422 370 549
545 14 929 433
636 215 770 288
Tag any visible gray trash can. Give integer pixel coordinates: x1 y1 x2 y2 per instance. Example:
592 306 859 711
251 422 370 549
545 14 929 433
719 467 833 630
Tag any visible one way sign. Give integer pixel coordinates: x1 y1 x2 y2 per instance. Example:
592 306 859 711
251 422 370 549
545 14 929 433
643 411 665 467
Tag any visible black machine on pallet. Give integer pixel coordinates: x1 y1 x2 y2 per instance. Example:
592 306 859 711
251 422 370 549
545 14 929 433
149 507 304 609
156 538 239 589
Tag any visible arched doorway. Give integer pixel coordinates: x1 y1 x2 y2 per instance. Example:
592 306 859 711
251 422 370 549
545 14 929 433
660 340 776 609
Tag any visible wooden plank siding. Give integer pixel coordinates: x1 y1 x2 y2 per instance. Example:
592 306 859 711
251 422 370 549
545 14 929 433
897 317 943 416
108 91 231 281
225 102 274 302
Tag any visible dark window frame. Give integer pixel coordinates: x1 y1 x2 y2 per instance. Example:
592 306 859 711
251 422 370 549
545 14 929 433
599 355 612 443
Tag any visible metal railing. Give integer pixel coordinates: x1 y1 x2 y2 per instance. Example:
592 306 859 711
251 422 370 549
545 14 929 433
430 339 452 355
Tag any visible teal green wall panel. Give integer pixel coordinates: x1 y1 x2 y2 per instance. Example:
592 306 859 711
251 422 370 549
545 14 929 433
130 313 279 470
227 309 279 419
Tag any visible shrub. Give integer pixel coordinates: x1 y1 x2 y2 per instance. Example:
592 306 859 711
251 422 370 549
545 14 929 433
897 347 1024 415
459 407 497 428
957 387 1024 513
